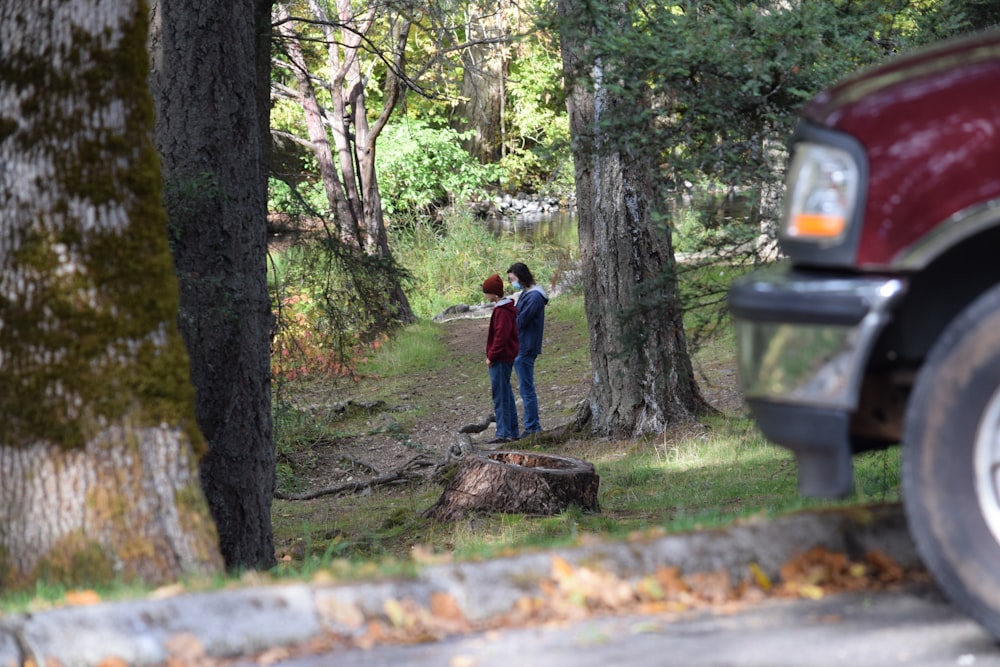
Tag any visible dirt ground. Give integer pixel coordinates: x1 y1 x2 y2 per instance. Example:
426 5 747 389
278 309 743 498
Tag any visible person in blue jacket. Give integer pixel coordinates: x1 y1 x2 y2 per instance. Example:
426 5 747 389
507 262 549 437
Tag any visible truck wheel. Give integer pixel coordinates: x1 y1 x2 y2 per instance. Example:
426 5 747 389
903 283 1000 639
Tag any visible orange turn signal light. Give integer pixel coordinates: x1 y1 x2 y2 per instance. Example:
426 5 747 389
789 213 846 239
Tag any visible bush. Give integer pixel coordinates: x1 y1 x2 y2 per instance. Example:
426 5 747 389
376 120 503 216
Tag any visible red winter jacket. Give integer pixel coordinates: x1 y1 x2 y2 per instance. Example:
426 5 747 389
486 298 519 363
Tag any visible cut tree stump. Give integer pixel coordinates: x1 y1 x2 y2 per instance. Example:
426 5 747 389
422 451 600 521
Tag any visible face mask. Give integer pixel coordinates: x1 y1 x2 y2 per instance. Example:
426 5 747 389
511 281 521 291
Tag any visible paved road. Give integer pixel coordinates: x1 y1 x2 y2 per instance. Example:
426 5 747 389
269 584 1000 667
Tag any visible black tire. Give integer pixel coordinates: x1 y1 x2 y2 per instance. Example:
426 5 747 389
903 282 1000 639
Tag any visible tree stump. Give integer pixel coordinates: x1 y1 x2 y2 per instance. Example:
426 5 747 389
422 451 600 521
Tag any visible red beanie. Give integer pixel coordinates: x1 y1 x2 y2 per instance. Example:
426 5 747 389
482 273 504 297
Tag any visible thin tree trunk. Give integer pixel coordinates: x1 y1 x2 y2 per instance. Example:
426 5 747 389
274 3 416 326
150 0 277 570
0 0 223 588
276 3 358 243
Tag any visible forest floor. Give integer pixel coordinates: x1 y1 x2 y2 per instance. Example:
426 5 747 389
272 303 745 561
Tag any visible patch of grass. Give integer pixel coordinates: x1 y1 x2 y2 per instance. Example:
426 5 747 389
271 417 901 571
393 211 578 320
358 320 448 378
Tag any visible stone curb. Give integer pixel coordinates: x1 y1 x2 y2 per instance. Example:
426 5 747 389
0 504 917 667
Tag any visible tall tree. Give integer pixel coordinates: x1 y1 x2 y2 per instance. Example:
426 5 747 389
556 0 712 437
149 0 277 570
0 0 223 588
274 0 416 328
453 0 512 163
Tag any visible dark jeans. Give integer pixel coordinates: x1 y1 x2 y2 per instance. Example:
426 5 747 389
514 354 540 434
489 361 519 440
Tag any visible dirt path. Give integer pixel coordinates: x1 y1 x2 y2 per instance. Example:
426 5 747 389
280 311 740 497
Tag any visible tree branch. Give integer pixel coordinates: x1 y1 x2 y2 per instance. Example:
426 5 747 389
273 454 435 501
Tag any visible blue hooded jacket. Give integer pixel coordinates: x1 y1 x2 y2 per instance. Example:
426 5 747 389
515 285 549 357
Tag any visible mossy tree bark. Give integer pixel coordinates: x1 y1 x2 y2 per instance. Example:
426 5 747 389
0 0 224 588
557 0 712 439
149 0 277 570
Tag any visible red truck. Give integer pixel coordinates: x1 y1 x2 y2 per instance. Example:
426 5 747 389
728 29 1000 637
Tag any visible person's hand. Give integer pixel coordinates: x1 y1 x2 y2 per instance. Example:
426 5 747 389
485 356 492 367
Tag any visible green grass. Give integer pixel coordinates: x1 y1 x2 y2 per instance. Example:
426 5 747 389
393 211 579 319
268 291 902 575
427 422 900 562
358 319 449 377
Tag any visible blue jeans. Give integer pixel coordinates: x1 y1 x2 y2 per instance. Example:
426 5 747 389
489 361 519 440
515 354 540 434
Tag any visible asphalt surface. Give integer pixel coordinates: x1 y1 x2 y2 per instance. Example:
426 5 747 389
275 585 999 667
0 504 969 667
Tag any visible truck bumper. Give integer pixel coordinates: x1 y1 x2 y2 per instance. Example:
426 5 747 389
728 269 906 497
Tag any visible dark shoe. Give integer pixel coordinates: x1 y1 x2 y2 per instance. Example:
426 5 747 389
486 438 511 444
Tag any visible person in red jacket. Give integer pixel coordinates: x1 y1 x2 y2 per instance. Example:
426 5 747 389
482 273 519 443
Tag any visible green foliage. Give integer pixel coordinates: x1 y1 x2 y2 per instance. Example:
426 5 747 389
671 191 760 255
551 0 997 358
576 1 891 188
499 28 574 194
376 119 504 216
557 0 996 212
895 0 1000 43
268 176 328 220
269 232 413 385
392 211 577 320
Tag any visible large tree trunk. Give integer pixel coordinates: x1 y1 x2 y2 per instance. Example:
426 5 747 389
149 0 277 570
0 0 224 588
453 2 510 163
557 0 711 438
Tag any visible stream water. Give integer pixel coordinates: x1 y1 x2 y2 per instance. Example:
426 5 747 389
487 211 579 250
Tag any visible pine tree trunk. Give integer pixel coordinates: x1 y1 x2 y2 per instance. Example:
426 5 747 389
557 0 712 439
149 0 277 570
0 0 223 588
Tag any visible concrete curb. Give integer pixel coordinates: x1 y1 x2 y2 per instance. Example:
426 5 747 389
0 504 918 667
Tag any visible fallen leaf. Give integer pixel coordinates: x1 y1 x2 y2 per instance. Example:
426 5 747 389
64 590 101 606
686 570 733 605
430 592 466 623
165 632 204 660
96 659 128 667
749 562 772 592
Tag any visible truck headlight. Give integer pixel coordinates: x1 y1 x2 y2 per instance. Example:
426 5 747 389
782 143 859 245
